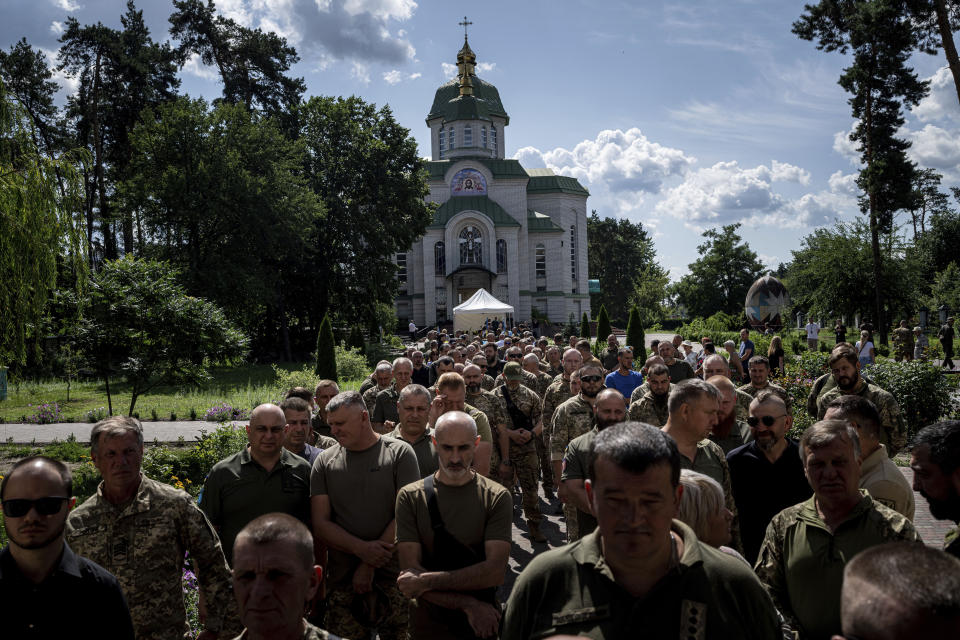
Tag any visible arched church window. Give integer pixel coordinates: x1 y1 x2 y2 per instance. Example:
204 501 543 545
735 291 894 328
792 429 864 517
459 226 483 265
464 126 473 146
490 126 497 153
482 126 487 148
496 239 507 273
434 241 446 276
535 244 546 279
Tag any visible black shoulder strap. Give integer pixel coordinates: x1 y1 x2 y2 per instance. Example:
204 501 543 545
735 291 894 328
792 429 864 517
424 474 445 531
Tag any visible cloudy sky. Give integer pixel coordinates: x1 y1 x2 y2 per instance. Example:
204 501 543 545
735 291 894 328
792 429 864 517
6 0 959 280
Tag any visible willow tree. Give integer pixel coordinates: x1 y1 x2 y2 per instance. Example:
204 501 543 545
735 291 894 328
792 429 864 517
0 79 87 366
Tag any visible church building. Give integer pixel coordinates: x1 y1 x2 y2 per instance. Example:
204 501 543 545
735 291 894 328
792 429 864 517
394 31 590 328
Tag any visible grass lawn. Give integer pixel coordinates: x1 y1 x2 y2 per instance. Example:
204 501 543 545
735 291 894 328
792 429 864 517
0 362 364 423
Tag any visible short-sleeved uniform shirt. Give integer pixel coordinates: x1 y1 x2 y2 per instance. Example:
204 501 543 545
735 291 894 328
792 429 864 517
200 448 312 563
859 444 915 520
502 522 781 640
494 384 543 456
679 438 741 552
372 385 401 425
389 425 438 478
665 359 695 382
560 427 599 536
310 435 420 584
550 394 596 461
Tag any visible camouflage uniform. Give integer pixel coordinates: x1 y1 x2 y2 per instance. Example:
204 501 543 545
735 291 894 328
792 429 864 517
528 369 556 491
480 373 495 391
892 326 914 361
232 620 342 640
546 363 563 378
806 372 876 418
530 369 554 398
627 385 673 427
541 375 574 445
816 378 907 456
734 388 753 422
493 368 541 394
325 578 409 640
755 492 919 638
312 411 332 439
362 384 390 414
737 381 788 401
494 383 543 524
551 394 597 540
357 374 377 396
466 387 509 483
66 476 239 640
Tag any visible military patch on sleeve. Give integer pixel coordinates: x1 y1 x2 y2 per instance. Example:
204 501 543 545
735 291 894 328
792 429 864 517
551 604 610 626
679 600 707 640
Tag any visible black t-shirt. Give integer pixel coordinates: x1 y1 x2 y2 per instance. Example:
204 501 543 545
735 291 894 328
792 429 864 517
0 543 134 640
726 439 813 565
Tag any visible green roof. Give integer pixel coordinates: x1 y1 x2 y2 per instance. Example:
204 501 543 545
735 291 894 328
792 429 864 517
426 157 528 181
427 77 509 125
428 196 520 229
527 210 564 233
526 174 590 196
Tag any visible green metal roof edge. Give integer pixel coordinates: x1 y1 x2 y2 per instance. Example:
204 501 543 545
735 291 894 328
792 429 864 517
428 195 521 229
526 175 590 196
527 210 565 233
425 157 528 181
427 77 510 124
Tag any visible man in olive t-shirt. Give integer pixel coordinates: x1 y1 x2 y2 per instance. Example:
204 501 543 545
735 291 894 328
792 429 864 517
310 392 420 640
396 411 513 640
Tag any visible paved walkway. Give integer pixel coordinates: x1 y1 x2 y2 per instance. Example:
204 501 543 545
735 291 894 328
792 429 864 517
0 420 245 445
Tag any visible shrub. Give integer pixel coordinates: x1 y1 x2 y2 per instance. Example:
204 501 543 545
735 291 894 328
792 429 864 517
626 305 646 362
595 305 612 345
335 345 369 382
272 364 321 397
315 314 337 381
580 312 590 338
862 360 957 438
347 325 366 353
203 402 249 423
777 350 830 437
85 406 108 423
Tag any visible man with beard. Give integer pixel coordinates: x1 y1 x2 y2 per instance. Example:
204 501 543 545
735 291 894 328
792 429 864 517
427 373 494 478
552 364 605 541
816 343 907 456
702 354 756 423
824 396 914 520
755 420 919 640
483 342 505 377
541 348 583 451
910 420 960 557
726 391 811 564
462 364 509 483
1 456 134 639
663 379 741 553
395 412 512 640
737 356 788 403
495 362 546 543
560 389 626 540
705 376 753 454
470 355 496 391
604 347 643 400
391 384 439 479
628 363 673 427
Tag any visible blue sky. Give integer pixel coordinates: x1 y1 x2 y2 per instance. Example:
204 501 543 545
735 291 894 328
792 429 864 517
6 0 959 280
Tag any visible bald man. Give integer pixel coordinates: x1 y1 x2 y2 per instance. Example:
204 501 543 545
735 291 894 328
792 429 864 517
200 404 313 562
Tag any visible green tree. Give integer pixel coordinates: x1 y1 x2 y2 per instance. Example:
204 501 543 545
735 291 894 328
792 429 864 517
298 96 432 328
64 257 247 415
626 305 647 362
670 223 764 319
0 79 87 366
586 211 667 325
347 325 366 354
927 261 960 313
794 0 929 345
909 0 960 106
315 315 337 381
580 312 591 339
595 305 612 346
120 97 320 356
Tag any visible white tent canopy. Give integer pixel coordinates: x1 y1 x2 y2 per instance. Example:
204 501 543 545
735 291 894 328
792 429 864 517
452 289 514 333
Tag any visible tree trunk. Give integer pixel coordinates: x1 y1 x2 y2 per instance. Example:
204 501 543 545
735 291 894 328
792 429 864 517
864 86 887 347
91 49 115 260
104 374 113 416
934 0 960 107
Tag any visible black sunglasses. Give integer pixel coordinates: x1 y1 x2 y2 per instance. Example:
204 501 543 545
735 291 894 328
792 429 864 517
507 353 523 359
580 375 603 383
747 415 786 428
2 496 69 518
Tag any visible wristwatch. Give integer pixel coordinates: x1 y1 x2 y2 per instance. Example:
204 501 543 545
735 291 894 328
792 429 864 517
501 459 514 466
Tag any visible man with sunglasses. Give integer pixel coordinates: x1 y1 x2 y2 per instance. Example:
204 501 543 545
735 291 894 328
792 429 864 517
1 456 135 639
470 355 496 390
726 391 812 565
552 364 605 542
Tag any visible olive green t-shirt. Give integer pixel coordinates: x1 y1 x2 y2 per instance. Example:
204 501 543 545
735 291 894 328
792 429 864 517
395 473 513 563
390 425 438 479
310 435 420 583
200 447 311 564
464 403 493 443
561 428 599 536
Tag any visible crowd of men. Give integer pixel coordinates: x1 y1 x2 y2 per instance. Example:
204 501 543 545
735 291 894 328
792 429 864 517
2 326 960 640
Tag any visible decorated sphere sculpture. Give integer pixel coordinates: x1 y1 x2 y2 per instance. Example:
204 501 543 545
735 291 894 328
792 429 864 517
744 275 790 330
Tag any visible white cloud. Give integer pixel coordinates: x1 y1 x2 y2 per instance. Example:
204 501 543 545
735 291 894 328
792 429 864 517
39 47 79 96
183 54 221 81
351 61 370 84
907 123 960 171
912 66 960 124
654 160 835 230
514 128 695 195
833 123 860 165
50 21 65 35
441 61 495 80
828 170 859 196
343 0 417 20
382 69 420 84
52 0 81 11
477 62 496 74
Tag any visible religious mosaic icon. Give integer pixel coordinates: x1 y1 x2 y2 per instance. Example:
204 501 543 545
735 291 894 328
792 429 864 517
451 168 486 195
